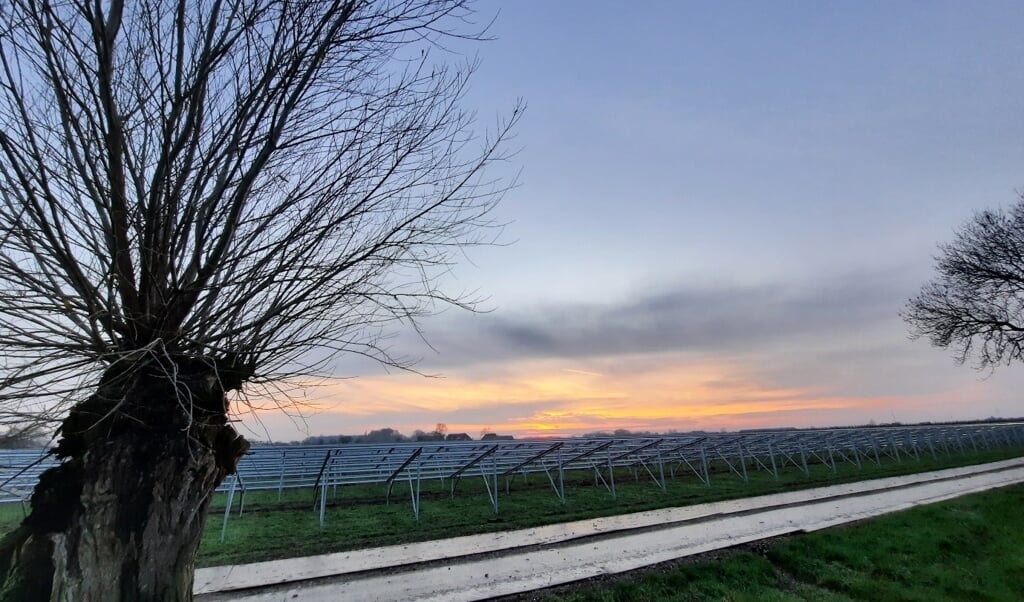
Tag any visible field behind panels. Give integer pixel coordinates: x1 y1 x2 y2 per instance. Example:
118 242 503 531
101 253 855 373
3 423 1022 523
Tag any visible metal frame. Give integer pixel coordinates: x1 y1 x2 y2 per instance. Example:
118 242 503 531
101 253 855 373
1 423 1022 537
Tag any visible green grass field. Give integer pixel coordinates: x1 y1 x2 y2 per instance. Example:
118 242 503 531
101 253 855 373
537 482 1024 601
0 447 1020 569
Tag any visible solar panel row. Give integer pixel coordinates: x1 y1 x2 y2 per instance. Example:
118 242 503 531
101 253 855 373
1 422 1020 538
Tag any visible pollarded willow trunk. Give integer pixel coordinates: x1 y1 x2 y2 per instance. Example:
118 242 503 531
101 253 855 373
0 355 251 601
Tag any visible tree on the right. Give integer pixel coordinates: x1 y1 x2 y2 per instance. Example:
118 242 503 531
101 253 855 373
905 196 1024 368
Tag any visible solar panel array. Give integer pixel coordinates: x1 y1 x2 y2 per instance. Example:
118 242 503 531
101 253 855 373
216 422 1024 536
1 422 1022 537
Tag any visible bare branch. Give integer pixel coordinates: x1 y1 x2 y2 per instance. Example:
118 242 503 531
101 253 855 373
0 0 520 424
904 195 1024 369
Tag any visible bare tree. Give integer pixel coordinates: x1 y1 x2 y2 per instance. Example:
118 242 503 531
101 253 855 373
0 1 521 599
904 196 1024 369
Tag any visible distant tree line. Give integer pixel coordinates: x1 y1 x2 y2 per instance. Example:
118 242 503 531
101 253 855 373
582 428 687 438
579 418 1024 440
253 423 515 446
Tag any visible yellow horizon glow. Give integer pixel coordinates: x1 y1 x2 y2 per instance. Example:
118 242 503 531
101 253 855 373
235 351 987 441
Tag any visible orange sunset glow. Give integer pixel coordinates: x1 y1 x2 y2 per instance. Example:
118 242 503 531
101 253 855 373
236 352 998 442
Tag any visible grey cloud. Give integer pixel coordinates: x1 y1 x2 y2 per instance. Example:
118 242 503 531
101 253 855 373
411 267 914 368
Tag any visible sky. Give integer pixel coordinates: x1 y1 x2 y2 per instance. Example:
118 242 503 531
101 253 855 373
241 1 1024 442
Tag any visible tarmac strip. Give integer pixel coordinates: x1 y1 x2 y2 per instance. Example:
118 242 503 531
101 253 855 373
195 457 1024 601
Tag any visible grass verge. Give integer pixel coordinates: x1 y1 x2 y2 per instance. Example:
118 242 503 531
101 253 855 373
531 482 1024 601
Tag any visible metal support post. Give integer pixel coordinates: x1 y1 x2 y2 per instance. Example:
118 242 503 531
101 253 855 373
701 444 710 487
608 448 616 498
318 479 328 530
220 474 238 543
888 433 901 463
558 449 566 504
738 444 749 483
277 455 285 502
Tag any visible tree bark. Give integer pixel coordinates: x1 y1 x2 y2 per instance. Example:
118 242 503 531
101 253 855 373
0 356 250 601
